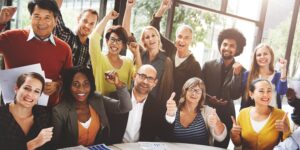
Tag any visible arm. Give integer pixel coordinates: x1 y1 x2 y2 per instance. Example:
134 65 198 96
275 72 288 95
51 107 64 148
27 127 53 150
122 0 135 36
229 63 246 100
205 106 227 142
55 0 63 8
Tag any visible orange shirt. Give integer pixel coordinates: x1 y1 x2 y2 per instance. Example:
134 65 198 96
78 106 101 146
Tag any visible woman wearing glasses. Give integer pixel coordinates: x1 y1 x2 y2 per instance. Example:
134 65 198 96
52 66 131 148
89 10 141 96
164 77 227 145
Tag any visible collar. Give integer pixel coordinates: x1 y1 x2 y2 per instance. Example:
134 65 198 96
27 27 56 46
131 90 147 104
221 58 235 68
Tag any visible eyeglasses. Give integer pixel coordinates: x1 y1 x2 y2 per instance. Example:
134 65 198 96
71 81 90 89
109 37 123 44
187 88 202 95
136 73 156 83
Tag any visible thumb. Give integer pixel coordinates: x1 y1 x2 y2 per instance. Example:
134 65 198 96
281 112 288 122
231 115 237 125
168 92 176 101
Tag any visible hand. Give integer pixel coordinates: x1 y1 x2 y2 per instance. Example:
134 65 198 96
105 71 124 88
208 96 228 106
231 116 242 138
232 62 243 75
126 0 136 8
275 112 289 132
207 109 219 128
160 0 172 10
128 42 139 55
166 92 177 116
278 58 287 72
286 88 296 100
44 81 60 95
28 127 53 150
107 10 119 20
0 6 17 24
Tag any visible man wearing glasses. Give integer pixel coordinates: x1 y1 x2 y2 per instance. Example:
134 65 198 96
107 64 163 144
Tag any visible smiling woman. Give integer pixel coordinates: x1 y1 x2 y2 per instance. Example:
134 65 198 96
0 72 53 150
52 65 132 148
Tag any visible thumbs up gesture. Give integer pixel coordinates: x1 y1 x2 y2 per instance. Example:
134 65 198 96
231 116 242 137
275 112 289 132
208 109 219 128
166 92 177 117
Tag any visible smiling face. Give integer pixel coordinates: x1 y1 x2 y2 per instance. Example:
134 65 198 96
175 27 192 52
106 32 124 55
77 11 98 38
30 6 57 40
142 28 160 50
249 80 272 107
15 77 43 108
185 85 202 105
133 65 157 95
255 46 274 69
71 72 91 103
220 39 237 60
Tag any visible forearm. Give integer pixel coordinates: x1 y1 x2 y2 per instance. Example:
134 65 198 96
230 133 242 146
27 138 40 150
116 86 132 113
122 4 132 35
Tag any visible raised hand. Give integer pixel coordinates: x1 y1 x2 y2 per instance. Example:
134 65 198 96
127 0 136 8
275 112 289 132
232 62 243 75
231 116 241 137
107 10 119 20
160 0 172 10
128 42 139 55
278 58 287 71
0 6 17 25
166 92 177 116
44 81 60 95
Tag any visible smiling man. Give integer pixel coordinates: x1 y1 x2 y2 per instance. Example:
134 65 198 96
150 0 202 102
54 0 98 66
0 0 73 106
202 28 246 148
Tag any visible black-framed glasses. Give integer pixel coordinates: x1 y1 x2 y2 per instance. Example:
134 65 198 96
109 37 122 44
136 73 156 83
187 87 202 95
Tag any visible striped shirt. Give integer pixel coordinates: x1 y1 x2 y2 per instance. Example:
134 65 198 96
173 111 209 145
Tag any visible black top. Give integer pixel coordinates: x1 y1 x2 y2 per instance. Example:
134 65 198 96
0 104 53 150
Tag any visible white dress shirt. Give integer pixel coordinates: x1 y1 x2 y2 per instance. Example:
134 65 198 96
122 91 147 143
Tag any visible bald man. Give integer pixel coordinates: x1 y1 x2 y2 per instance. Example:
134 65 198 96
107 65 164 144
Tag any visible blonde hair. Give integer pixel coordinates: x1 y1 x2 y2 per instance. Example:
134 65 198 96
140 26 163 51
244 43 275 100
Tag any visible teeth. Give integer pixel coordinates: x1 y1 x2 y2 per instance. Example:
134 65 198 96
77 94 85 96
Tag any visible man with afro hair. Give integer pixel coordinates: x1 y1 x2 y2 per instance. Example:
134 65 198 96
202 28 246 148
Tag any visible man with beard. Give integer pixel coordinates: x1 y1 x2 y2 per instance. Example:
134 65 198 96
202 28 246 148
54 0 98 66
107 64 162 144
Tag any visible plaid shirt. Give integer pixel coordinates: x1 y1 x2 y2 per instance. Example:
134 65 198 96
53 12 90 66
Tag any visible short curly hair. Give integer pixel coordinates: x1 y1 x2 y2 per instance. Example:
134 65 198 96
218 28 246 56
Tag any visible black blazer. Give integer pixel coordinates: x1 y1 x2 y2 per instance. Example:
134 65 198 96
107 92 162 144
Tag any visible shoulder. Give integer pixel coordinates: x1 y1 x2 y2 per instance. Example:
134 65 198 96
272 108 286 117
53 101 72 114
203 59 218 67
1 29 28 37
54 36 72 51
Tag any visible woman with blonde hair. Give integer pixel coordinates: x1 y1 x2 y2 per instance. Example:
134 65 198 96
164 77 227 145
240 43 287 110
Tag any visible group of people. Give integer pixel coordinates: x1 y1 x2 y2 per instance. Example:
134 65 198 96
0 0 299 149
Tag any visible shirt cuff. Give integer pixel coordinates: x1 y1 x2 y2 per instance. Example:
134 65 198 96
165 114 176 124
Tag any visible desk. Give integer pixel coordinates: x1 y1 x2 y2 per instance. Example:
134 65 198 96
109 142 226 150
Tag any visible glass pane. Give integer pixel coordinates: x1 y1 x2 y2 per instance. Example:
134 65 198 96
227 0 262 21
181 0 222 10
289 5 300 80
170 4 257 69
262 0 294 77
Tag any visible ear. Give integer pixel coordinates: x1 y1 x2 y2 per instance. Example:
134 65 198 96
14 86 19 94
153 79 158 87
248 91 254 100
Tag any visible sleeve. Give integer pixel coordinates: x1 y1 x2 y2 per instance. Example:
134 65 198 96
165 113 176 124
51 107 64 148
63 45 73 69
103 87 132 114
228 67 245 100
0 30 11 53
53 11 75 44
149 15 176 58
89 31 106 74
275 72 288 95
